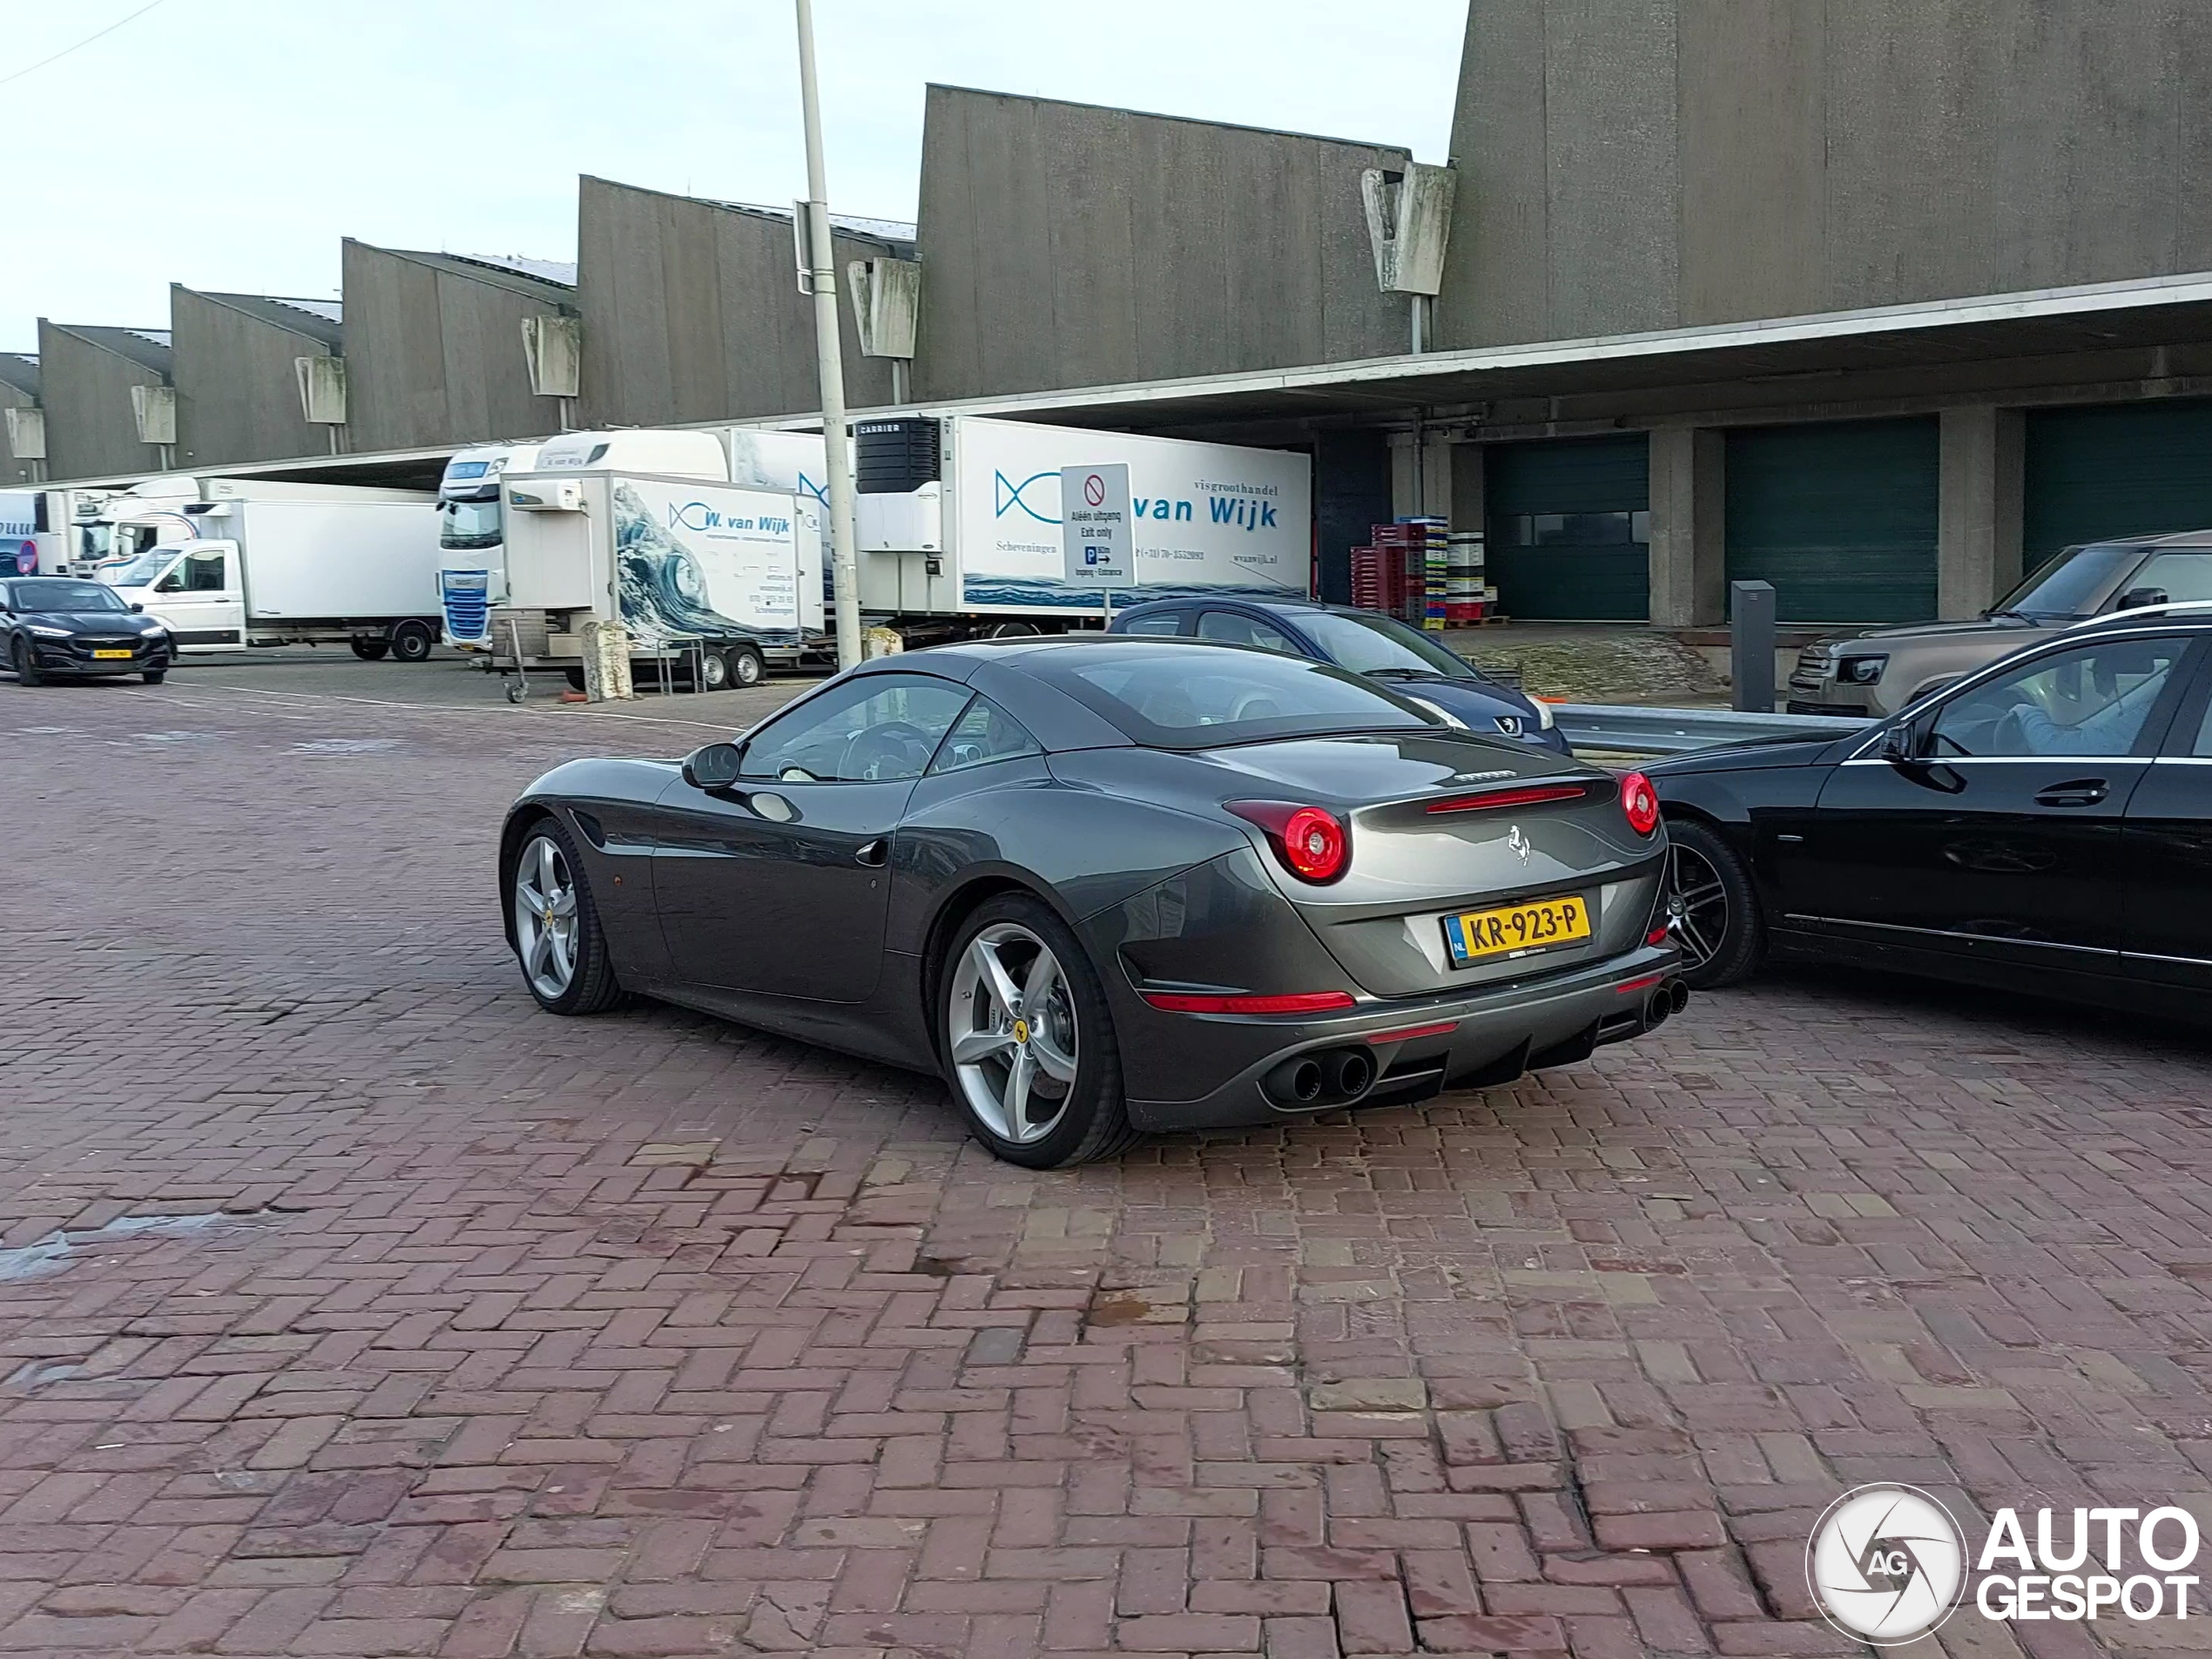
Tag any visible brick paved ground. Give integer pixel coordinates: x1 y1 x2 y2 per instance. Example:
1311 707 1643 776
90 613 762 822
2 666 2210 1657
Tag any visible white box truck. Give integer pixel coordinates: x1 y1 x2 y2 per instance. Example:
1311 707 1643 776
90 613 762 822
852 415 1312 631
102 478 444 658
499 428 826 692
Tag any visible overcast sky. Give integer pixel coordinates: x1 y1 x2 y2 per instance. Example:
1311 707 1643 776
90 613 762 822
1 1 1466 354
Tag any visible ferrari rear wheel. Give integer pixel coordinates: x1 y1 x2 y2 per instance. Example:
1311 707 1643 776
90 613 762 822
1665 818 1764 989
941 895 1138 1168
510 819 621 1015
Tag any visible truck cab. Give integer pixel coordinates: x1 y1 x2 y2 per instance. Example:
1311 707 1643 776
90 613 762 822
437 442 543 651
104 539 246 651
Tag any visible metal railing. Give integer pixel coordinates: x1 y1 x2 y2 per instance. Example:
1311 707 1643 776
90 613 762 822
1554 703 1872 757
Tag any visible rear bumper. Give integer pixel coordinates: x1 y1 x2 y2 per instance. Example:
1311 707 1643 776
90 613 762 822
1121 941 1683 1132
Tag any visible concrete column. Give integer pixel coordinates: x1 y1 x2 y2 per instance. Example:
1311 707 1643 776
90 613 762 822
1647 427 1725 628
1938 406 2024 619
1387 429 1458 522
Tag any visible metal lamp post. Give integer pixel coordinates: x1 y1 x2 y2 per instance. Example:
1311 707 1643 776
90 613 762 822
793 0 864 671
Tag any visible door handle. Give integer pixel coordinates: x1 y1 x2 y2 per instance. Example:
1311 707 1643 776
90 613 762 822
854 839 888 867
2033 779 2109 807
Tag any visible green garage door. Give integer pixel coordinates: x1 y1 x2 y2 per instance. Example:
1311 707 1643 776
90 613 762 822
2024 400 2212 571
1725 418 1939 624
1485 435 1650 621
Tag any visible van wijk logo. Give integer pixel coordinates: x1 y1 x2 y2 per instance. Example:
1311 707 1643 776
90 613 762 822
1806 1484 1966 1645
992 471 1276 529
667 502 789 536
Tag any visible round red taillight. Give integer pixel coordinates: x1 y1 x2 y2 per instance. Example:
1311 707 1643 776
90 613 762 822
1280 807 1346 882
1620 771 1661 837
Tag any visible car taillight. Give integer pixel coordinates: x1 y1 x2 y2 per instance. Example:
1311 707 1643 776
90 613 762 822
1620 771 1660 836
1226 800 1349 883
1141 989 1356 1015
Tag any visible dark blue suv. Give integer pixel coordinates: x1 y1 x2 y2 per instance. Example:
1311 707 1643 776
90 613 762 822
1109 597 1568 753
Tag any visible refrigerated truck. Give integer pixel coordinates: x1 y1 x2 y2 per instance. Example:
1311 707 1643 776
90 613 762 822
102 478 444 658
500 430 827 691
851 415 1313 631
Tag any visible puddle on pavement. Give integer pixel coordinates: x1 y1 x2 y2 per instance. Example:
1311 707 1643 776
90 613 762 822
0 1209 278 1284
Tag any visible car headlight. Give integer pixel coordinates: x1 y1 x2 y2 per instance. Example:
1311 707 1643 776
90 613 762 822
1530 698 1556 730
28 624 71 638
1836 655 1887 685
1407 696 1471 731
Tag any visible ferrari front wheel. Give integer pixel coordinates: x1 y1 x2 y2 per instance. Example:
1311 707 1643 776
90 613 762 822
941 894 1138 1169
509 819 622 1015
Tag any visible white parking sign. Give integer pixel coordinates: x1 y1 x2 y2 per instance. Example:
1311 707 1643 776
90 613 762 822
1060 463 1131 586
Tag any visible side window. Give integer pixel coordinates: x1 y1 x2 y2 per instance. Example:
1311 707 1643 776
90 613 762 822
738 673 969 784
183 550 226 592
1118 611 1185 637
1927 637 2187 759
2128 550 2212 606
2193 696 2212 759
928 695 1042 775
1197 610 1296 654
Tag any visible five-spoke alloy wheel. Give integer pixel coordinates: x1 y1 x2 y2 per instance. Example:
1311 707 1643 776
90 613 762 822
940 894 1137 1168
508 819 622 1015
948 921 1081 1146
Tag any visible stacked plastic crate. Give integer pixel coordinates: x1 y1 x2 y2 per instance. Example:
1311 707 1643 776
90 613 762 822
1397 516 1450 631
1447 531 1487 623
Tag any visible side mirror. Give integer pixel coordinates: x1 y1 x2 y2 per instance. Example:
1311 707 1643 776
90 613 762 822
2117 586 2169 611
682 742 745 792
1878 723 1919 764
129 602 144 613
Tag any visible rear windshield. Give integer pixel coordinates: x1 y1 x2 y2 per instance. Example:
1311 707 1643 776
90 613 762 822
1035 642 1439 748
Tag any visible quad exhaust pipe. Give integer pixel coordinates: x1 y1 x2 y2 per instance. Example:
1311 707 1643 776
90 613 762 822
1643 977 1690 1029
1264 1046 1377 1109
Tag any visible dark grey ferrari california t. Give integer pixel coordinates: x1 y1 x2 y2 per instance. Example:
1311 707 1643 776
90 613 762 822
500 637 1684 1166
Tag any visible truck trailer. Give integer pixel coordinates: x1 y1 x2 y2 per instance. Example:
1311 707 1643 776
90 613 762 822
851 415 1313 631
100 478 444 657
498 428 827 693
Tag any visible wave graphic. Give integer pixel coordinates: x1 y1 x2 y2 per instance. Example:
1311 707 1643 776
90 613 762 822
613 482 806 649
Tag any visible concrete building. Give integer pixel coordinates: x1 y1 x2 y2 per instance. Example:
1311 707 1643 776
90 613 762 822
171 288 344 469
1431 0 2212 629
35 322 172 482
0 355 38 487
912 86 1413 402
21 3 2212 640
339 242 576 453
577 178 907 429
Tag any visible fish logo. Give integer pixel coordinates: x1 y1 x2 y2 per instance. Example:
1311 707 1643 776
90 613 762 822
994 470 1062 525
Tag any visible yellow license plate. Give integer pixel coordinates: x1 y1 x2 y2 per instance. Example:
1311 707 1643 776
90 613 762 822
91 649 132 659
1445 895 1592 965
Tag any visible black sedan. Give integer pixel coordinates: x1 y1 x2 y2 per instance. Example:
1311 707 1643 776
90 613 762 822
1651 607 2212 1015
2 577 173 685
501 638 1683 1166
1109 596 1570 753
